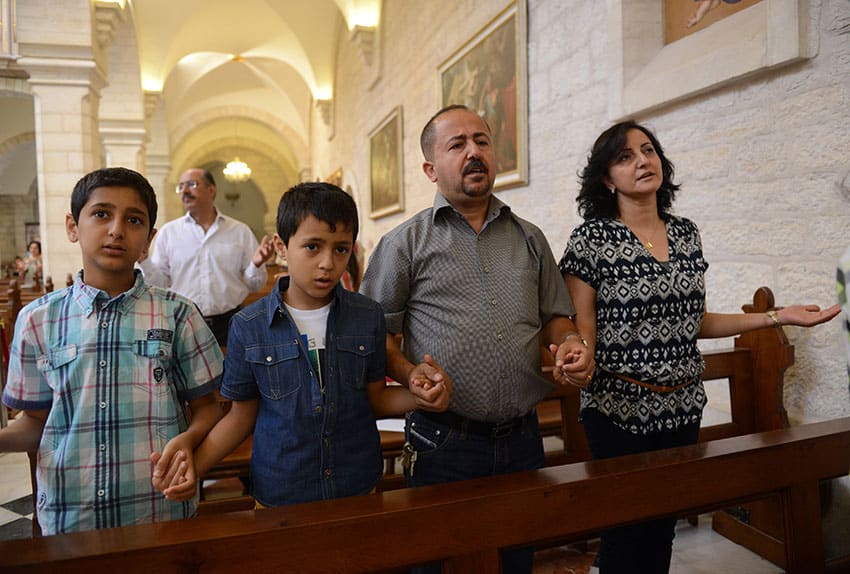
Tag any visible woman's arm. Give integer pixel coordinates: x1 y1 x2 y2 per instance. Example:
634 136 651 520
699 304 841 339
564 274 598 355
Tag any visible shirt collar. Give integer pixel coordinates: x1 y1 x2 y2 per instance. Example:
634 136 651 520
265 275 343 327
431 192 511 227
72 269 147 317
182 210 225 226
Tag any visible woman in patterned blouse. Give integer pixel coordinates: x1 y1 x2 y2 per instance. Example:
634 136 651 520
558 120 839 574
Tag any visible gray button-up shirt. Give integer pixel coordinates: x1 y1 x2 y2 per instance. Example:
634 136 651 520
361 193 575 422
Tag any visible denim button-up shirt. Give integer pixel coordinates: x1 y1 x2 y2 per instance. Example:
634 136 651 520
222 277 386 506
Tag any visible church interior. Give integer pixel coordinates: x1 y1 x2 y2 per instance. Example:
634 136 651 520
1 0 850 572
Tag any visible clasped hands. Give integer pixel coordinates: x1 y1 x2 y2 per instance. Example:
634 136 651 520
407 353 452 412
548 338 595 389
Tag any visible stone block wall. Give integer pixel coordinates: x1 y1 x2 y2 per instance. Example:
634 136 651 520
320 0 850 425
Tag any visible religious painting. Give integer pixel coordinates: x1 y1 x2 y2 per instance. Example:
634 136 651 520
438 0 528 190
368 107 404 219
666 0 763 44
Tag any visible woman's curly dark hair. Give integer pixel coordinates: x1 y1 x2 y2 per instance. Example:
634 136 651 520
576 120 680 220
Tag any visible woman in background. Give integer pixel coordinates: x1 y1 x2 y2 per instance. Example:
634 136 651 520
21 240 42 288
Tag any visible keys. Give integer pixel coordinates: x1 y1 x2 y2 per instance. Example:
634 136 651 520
400 442 418 477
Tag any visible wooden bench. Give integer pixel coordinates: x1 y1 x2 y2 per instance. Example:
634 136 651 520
2 417 848 574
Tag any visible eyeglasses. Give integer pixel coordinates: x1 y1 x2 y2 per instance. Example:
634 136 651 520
176 180 202 193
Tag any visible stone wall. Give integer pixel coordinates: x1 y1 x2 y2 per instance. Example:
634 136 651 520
319 0 850 425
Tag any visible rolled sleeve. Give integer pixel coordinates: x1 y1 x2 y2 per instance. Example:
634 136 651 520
2 307 54 411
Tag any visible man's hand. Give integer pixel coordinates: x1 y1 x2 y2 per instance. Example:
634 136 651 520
253 234 275 267
549 339 595 389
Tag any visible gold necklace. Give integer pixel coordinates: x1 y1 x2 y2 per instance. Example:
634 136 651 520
625 219 664 250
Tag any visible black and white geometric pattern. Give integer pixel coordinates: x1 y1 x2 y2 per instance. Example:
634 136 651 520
559 216 708 435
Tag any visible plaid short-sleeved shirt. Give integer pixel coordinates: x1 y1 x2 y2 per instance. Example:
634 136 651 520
2 271 222 534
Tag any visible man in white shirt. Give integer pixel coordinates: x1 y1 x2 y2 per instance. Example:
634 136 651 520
141 168 274 345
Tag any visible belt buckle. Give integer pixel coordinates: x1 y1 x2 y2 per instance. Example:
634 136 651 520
492 420 513 439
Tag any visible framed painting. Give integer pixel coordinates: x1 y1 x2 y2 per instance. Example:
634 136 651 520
438 0 528 190
368 106 404 219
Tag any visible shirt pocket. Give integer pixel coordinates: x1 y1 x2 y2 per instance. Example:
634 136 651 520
36 344 78 392
335 336 375 389
245 343 301 400
132 339 173 397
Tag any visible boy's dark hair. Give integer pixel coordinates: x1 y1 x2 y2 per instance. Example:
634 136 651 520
71 167 158 232
276 182 358 245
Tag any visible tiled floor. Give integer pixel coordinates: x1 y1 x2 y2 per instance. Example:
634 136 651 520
0 448 782 572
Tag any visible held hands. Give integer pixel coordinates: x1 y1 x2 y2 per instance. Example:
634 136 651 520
774 304 841 327
253 234 275 267
548 337 595 389
151 435 198 502
408 354 452 412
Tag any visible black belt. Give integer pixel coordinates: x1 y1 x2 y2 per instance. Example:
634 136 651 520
417 410 533 439
203 306 241 325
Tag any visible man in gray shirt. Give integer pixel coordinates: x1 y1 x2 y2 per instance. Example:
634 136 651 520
360 105 593 574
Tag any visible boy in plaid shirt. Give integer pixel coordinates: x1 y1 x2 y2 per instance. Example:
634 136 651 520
0 167 223 535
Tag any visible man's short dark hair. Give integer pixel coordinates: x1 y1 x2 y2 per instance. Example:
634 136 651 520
71 167 158 232
276 181 358 245
420 104 491 161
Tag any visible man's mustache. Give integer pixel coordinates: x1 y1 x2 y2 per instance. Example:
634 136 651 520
462 159 488 175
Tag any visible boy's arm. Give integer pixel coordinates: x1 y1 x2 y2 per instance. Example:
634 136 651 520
150 394 221 496
156 399 259 501
0 409 48 452
367 375 450 418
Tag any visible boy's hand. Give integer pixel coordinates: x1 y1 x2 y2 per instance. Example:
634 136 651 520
151 434 199 501
409 354 452 411
150 449 189 493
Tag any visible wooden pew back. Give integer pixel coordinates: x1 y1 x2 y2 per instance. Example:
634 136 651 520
1 418 847 574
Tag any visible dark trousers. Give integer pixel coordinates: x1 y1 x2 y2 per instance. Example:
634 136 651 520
581 409 702 574
203 306 240 347
405 410 545 574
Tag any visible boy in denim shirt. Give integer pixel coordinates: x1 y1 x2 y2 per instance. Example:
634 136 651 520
0 168 223 534
155 182 448 506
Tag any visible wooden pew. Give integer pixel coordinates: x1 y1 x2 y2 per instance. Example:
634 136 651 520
2 418 848 574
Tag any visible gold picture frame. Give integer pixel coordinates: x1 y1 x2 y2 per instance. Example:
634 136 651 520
368 106 404 219
437 0 528 190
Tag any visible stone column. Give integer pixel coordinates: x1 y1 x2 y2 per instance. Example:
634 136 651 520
101 118 147 172
17 56 106 283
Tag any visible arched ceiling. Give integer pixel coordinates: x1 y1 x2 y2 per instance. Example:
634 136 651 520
125 0 381 187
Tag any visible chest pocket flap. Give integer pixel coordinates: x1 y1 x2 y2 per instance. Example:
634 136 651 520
245 342 300 366
336 336 375 356
36 345 77 372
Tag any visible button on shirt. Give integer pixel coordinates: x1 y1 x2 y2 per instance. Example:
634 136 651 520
360 193 574 422
140 211 266 316
2 271 223 534
221 278 385 507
